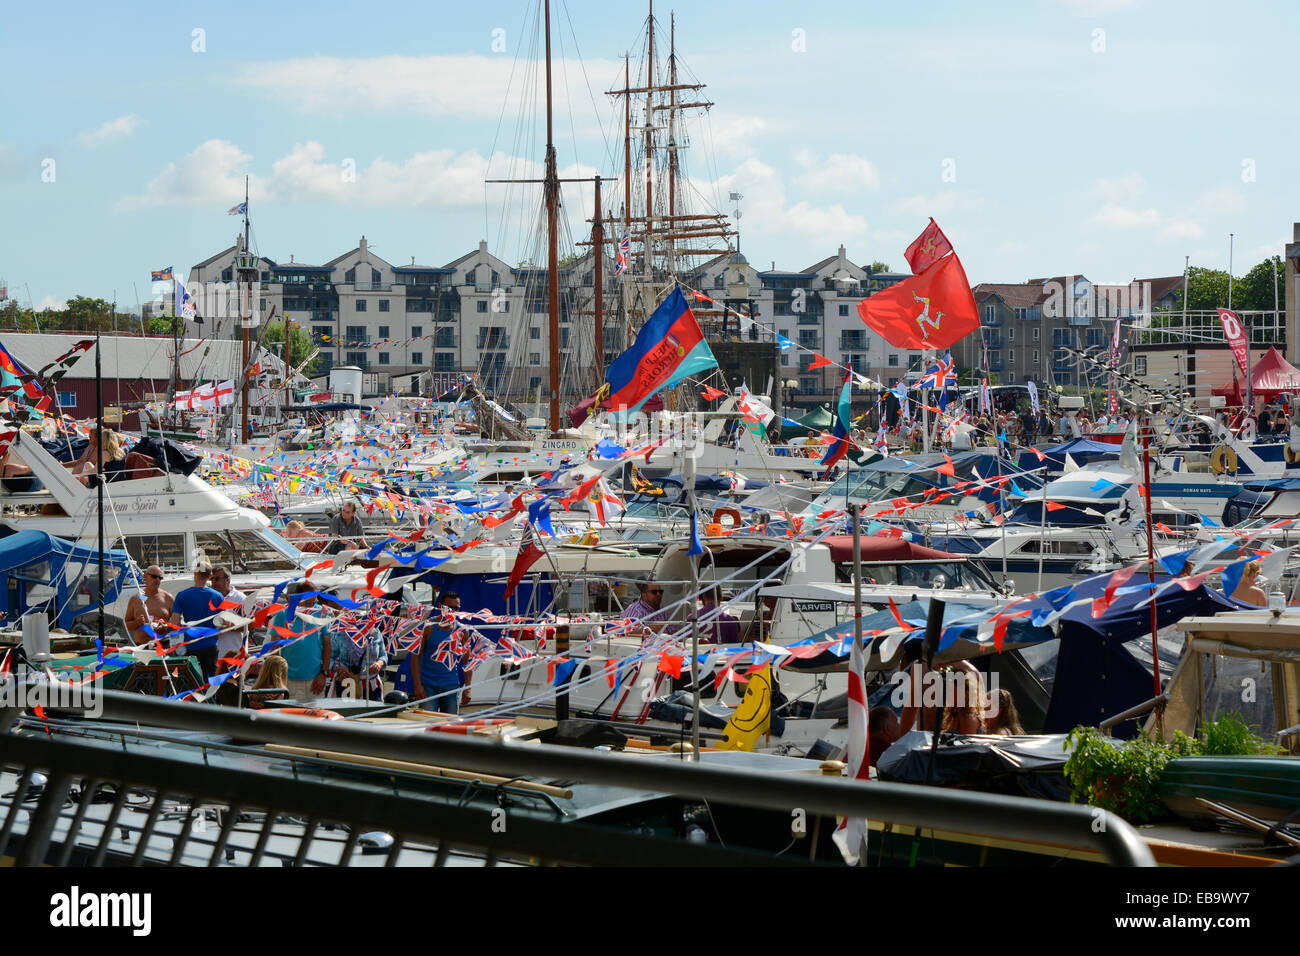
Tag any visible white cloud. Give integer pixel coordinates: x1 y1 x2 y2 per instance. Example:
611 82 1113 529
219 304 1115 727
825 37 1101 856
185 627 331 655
234 54 623 120
76 114 142 148
1092 203 1160 228
887 191 981 218
692 157 867 240
1094 172 1146 204
1250 238 1288 260
117 139 599 221
1056 0 1136 13
117 139 256 211
1197 185 1245 216
794 151 881 193
36 295 67 311
1160 218 1205 240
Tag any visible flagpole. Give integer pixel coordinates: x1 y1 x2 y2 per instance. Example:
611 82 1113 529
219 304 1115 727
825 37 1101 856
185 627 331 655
95 315 105 649
1141 402 1162 731
686 450 701 758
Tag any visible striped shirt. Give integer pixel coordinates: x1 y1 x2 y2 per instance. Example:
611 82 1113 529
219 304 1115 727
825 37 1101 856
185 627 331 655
624 598 667 623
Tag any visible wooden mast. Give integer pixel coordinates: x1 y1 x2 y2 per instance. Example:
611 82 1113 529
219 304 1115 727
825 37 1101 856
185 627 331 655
644 0 654 288
667 13 678 278
239 175 251 444
593 175 604 378
544 0 561 433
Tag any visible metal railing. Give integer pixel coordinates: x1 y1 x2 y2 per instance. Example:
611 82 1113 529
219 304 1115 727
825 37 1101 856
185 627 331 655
0 691 1155 867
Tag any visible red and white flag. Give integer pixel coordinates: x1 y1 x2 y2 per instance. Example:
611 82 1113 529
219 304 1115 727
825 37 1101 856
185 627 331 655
903 217 954 275
833 618 871 864
1217 309 1249 379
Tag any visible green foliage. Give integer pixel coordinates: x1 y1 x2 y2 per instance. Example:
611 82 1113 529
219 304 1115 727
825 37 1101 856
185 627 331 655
1233 257 1285 314
148 314 181 336
867 260 892 274
262 320 318 372
1183 267 1232 312
1065 715 1280 822
1063 726 1193 822
1199 712 1281 756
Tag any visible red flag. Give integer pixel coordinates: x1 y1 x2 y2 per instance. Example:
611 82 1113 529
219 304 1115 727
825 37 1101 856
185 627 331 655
1217 309 1249 379
504 526 544 600
700 385 725 401
808 352 832 370
903 218 954 275
858 253 980 350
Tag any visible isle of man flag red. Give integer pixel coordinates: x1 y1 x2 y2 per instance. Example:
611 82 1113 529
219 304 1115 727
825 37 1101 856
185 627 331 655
857 252 980 350
903 217 954 274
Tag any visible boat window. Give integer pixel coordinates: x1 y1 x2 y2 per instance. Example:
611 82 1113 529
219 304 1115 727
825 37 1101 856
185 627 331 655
196 530 300 573
1019 540 1094 555
897 562 963 589
122 534 187 573
1202 655 1277 735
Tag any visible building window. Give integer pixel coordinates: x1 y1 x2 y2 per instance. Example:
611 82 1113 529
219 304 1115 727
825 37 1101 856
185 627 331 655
779 329 789 339
1135 356 1148 375
714 275 725 289
1009 327 1015 341
839 304 849 316
799 376 819 393
908 354 923 372
477 301 488 313
984 305 994 322
888 354 899 367
1009 350 1016 365
435 353 454 371
530 353 540 365
345 325 366 343
1033 350 1040 364
378 325 390 339
357 300 369 312
345 351 367 369
222 268 233 281
781 353 790 366
410 325 422 338
411 352 423 365
530 327 540 340
372 268 381 285
466 269 476 285
312 325 331 338
57 391 76 408
379 299 390 312
378 352 390 365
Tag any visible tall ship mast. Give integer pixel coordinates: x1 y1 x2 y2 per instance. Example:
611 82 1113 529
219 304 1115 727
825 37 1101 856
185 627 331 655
487 3 736 424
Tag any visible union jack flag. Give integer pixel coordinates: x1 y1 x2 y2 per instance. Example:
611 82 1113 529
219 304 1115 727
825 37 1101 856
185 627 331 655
616 232 630 275
917 352 956 389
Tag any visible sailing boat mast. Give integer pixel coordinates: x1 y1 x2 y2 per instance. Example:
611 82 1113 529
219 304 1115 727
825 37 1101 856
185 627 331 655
593 176 605 378
239 175 252 444
644 0 655 287
544 0 561 433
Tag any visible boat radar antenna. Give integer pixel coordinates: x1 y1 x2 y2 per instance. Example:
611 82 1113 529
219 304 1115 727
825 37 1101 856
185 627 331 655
729 192 743 253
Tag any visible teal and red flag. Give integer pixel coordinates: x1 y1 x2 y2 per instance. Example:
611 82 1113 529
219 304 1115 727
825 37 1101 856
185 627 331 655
599 285 718 416
819 368 853 478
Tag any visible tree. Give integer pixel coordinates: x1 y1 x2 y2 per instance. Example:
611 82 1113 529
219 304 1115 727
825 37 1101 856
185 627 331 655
1234 256 1284 313
262 321 320 376
867 261 892 274
148 314 181 336
1183 267 1232 311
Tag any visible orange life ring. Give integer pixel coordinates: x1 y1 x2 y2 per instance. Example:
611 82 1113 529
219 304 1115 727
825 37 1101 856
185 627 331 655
712 507 742 529
268 707 343 720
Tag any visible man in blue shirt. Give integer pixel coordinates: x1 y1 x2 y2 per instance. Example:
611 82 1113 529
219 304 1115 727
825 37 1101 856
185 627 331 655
169 560 225 680
411 591 467 714
271 581 333 701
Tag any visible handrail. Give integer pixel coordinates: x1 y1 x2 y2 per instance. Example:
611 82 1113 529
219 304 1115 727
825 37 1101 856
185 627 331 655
1099 693 1169 733
7 690 1157 866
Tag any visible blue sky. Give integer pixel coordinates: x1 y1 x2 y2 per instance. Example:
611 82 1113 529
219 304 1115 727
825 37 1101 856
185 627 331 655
2 0 1296 310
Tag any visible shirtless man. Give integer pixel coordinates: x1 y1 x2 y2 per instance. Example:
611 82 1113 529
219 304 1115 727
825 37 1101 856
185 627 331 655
124 566 174 645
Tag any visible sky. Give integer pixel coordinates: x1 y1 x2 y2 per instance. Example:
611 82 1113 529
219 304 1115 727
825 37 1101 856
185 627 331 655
2 0 1297 311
